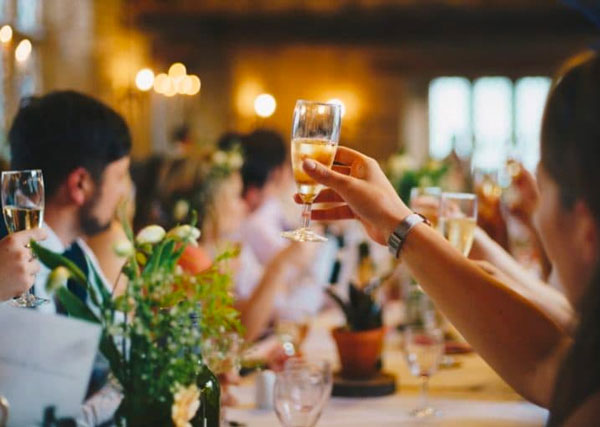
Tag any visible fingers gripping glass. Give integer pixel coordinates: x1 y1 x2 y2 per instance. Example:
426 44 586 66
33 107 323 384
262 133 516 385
281 100 342 243
1 170 48 307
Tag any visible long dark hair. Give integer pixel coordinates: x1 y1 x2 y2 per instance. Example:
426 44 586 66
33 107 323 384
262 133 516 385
542 52 600 425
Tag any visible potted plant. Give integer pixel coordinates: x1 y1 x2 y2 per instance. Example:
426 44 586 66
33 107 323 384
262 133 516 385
327 282 384 379
32 218 242 427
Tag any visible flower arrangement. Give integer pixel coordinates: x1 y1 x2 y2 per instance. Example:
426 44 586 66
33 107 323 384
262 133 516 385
385 152 448 204
32 216 242 427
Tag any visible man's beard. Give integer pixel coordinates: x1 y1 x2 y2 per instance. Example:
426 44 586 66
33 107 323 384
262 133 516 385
79 188 112 236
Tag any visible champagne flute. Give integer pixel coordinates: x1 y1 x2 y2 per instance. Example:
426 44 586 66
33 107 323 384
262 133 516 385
402 325 444 418
281 100 342 242
440 192 477 256
1 170 48 307
409 187 442 230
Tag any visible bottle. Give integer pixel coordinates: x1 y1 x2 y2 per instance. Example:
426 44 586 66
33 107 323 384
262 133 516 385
194 364 221 427
357 241 375 288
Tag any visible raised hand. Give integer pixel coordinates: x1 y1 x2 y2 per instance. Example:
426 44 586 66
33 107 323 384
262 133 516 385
0 228 47 301
297 146 411 245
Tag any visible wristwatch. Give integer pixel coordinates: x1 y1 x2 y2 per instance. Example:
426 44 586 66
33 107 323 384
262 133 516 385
387 213 431 258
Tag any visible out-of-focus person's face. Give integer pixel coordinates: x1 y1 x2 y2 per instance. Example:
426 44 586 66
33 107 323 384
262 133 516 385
534 165 594 305
212 172 247 237
80 156 131 236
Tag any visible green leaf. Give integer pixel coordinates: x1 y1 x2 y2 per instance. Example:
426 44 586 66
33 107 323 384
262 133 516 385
31 240 87 285
56 287 100 324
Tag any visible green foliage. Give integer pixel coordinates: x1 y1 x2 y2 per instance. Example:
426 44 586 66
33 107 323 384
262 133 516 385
32 220 242 426
385 153 449 204
326 282 383 332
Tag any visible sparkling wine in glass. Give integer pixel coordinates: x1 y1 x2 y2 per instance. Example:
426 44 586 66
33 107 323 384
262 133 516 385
281 100 342 243
1 169 48 307
403 325 444 418
440 192 477 256
410 187 442 231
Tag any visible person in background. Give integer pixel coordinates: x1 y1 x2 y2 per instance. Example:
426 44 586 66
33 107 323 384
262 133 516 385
298 53 600 425
7 91 132 313
170 124 193 158
237 129 334 320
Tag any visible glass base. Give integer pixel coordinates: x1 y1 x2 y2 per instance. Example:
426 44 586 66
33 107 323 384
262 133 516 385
409 406 438 418
11 293 49 308
281 228 327 242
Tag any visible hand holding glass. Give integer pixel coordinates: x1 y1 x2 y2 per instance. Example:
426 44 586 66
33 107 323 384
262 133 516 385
281 100 342 242
1 170 47 307
440 192 477 256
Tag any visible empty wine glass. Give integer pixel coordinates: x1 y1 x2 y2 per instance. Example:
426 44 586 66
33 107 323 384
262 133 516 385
274 368 326 427
402 325 444 418
202 332 243 375
284 358 333 406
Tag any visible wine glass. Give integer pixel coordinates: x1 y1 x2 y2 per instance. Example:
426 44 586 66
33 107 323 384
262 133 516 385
1 170 47 307
274 368 326 427
284 358 333 406
439 192 477 256
409 187 442 230
402 325 444 418
202 332 243 375
281 100 342 242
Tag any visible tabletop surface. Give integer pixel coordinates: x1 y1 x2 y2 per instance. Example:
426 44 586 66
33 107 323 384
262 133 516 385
226 305 549 426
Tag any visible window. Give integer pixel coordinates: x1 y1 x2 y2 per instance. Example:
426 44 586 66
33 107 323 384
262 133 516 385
429 76 551 171
16 0 40 33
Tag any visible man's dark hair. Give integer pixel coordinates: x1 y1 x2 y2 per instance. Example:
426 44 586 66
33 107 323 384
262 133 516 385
240 129 287 193
9 90 131 198
171 124 190 145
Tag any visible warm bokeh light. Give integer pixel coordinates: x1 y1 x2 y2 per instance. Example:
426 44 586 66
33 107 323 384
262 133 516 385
135 68 155 91
254 93 276 118
0 25 12 44
187 75 201 95
178 75 193 94
15 39 32 63
327 98 346 118
168 62 187 79
153 73 170 94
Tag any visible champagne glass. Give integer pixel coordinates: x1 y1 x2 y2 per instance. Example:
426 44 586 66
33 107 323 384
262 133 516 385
409 187 442 230
1 170 47 307
281 100 342 242
440 192 477 256
274 368 326 427
402 325 444 418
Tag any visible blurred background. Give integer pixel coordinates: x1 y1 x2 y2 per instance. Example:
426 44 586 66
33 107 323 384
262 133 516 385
0 0 596 165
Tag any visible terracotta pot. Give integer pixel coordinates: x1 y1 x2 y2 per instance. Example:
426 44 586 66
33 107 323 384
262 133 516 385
331 326 385 379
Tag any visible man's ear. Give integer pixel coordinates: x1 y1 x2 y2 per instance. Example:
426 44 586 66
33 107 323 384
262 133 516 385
65 167 94 206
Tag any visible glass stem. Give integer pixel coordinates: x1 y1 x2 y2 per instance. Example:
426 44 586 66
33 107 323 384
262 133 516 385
419 375 429 410
301 203 312 229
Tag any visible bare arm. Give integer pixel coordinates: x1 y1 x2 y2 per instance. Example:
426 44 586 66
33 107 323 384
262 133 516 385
470 226 575 334
300 147 571 406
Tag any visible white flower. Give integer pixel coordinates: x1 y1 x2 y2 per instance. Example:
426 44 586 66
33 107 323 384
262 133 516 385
166 225 201 246
173 199 190 222
113 239 134 257
228 151 244 169
135 225 166 245
46 266 71 293
171 383 201 427
212 150 227 165
388 154 417 176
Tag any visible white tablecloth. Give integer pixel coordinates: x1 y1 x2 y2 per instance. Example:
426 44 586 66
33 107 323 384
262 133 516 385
227 306 549 426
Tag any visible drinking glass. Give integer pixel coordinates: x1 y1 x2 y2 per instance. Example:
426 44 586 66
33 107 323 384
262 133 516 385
1 170 47 307
201 332 243 375
440 192 477 256
274 368 326 427
409 187 442 230
284 358 333 406
281 100 342 242
402 325 444 418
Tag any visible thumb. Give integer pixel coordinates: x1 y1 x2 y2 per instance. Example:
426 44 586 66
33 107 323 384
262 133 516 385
302 159 351 190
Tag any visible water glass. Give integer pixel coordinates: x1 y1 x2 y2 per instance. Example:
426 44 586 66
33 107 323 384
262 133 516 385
274 368 326 427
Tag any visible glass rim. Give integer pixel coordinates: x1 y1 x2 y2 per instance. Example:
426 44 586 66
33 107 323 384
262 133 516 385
295 99 342 109
1 169 43 176
441 192 476 200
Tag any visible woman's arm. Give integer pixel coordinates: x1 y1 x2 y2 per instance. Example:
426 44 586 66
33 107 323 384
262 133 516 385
300 147 570 406
470 227 575 334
